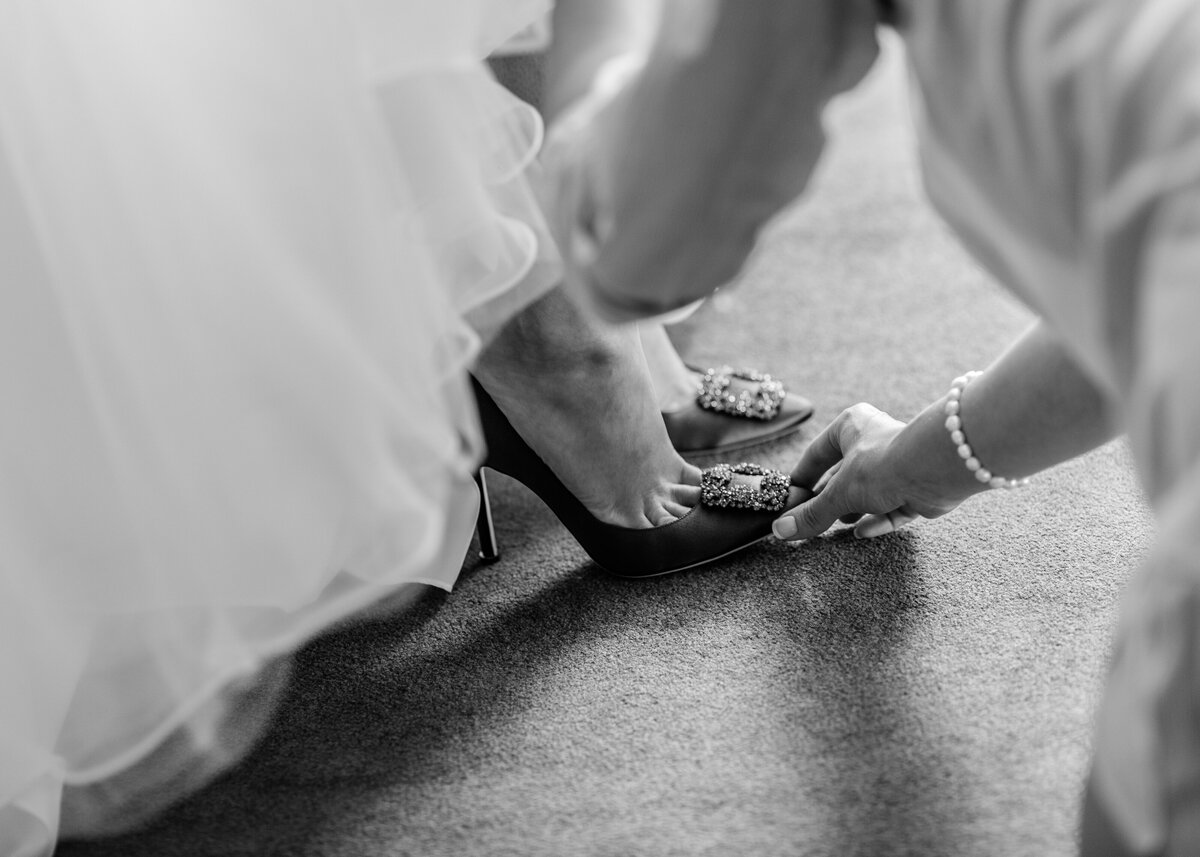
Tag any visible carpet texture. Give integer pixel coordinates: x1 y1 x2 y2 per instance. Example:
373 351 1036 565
60 39 1152 857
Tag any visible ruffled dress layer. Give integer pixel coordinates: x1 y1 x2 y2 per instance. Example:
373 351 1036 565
902 1 1200 852
0 1 557 853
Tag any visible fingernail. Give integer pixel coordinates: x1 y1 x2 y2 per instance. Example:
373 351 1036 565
772 516 798 540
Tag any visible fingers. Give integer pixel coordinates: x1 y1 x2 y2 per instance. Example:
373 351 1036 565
853 509 919 540
771 482 848 541
775 403 911 541
774 501 916 542
774 414 856 541
783 484 811 512
788 415 847 491
811 460 842 496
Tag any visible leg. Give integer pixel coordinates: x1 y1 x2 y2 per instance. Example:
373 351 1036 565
639 321 703 412
474 286 700 529
489 6 813 459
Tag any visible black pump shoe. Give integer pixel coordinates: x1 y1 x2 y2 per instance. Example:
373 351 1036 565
663 365 814 456
470 377 800 578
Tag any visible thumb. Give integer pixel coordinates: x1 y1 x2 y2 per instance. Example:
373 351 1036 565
772 482 846 542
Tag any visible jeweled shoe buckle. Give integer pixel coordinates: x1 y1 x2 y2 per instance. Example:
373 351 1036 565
700 462 790 512
696 366 785 421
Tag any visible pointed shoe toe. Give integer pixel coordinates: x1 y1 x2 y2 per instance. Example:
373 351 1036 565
471 376 800 578
664 392 814 456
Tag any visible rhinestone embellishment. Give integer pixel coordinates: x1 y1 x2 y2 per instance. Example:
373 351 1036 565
696 366 786 421
700 462 790 512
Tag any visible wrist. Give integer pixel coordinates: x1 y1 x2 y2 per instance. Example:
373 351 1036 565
893 393 993 510
947 371 1033 490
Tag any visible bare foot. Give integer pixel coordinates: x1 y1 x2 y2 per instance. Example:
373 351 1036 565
475 288 700 528
642 323 811 453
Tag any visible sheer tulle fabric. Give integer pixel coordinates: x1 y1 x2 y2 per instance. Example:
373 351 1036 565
0 1 555 853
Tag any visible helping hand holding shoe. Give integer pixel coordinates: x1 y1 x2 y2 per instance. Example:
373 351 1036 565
771 403 977 542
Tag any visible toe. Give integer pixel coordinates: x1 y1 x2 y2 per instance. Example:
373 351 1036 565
672 483 701 507
666 498 695 518
655 501 691 525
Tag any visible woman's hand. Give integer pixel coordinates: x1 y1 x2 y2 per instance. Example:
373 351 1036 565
771 324 1122 543
543 0 883 323
772 402 979 542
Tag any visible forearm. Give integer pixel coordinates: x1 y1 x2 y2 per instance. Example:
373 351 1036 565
894 322 1119 500
778 324 1120 541
584 0 880 319
543 0 659 123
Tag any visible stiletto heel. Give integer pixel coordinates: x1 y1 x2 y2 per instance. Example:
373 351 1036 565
470 376 797 578
474 470 500 562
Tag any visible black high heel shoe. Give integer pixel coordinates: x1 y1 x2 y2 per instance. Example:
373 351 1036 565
470 377 798 578
664 365 814 456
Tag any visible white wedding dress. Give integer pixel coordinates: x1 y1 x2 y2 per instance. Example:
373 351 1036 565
0 2 557 853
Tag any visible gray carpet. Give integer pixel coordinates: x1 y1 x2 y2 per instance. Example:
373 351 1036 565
61 39 1152 857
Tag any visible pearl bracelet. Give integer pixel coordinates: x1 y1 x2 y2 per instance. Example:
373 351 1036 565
944 371 1030 490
